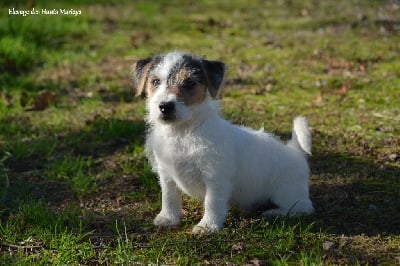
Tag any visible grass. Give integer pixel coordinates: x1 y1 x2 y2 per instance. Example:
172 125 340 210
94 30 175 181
1 0 399 264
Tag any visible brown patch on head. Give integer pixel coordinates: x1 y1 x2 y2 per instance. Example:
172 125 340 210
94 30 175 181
133 53 226 105
132 56 162 97
134 62 152 96
145 75 161 99
168 66 208 106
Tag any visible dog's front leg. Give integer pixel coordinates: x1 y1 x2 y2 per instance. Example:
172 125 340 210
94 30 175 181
192 184 231 234
154 175 182 227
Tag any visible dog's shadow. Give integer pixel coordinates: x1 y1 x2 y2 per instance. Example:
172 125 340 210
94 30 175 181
308 151 399 238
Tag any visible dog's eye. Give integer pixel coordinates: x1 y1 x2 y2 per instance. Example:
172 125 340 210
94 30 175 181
181 80 196 90
152 78 161 88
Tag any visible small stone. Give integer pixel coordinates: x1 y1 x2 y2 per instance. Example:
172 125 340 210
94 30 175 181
388 153 398 161
323 241 336 251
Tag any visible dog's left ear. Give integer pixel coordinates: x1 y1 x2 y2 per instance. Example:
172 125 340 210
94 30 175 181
202 59 226 99
132 57 153 97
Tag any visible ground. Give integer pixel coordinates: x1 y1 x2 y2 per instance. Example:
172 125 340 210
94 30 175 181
0 0 399 264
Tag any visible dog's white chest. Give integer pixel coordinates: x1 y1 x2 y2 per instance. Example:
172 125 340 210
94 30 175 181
151 131 208 199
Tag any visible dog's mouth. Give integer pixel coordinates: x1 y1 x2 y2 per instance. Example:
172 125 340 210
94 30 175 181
159 113 177 122
149 100 193 125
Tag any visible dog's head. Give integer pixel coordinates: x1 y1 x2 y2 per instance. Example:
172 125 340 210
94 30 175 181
132 52 226 124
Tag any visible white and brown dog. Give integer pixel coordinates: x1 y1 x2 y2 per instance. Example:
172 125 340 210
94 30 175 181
133 51 314 234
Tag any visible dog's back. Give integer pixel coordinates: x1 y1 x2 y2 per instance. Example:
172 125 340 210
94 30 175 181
224 121 311 212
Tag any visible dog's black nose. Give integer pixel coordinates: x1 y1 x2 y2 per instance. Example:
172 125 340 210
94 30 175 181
159 101 175 115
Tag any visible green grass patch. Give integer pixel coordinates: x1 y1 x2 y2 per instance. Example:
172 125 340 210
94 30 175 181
0 36 38 74
45 155 96 196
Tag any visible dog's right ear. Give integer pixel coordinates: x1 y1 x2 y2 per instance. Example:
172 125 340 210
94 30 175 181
202 59 227 99
132 57 153 97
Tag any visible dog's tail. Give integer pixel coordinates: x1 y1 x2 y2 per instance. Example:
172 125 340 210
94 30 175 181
287 116 312 155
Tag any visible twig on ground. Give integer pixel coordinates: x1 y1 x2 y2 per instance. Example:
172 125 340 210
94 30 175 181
0 242 43 250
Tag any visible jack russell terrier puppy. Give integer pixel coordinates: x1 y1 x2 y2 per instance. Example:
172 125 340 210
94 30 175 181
132 51 314 234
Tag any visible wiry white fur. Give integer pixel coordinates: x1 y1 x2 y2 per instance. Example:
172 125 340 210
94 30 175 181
154 51 183 81
147 88 193 124
144 52 314 234
287 116 312 155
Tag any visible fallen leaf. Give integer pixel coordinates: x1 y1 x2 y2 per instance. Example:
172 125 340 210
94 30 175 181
232 242 244 251
333 85 348 95
265 83 273 92
313 91 324 105
301 9 309 17
328 59 354 69
29 91 57 111
254 84 273 95
207 17 217 26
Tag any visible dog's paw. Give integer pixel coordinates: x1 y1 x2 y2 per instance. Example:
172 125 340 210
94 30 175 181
192 222 221 235
154 213 181 228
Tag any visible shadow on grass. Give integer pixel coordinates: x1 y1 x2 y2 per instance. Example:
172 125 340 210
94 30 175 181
269 129 400 236
3 116 146 167
309 151 400 236
1 116 147 209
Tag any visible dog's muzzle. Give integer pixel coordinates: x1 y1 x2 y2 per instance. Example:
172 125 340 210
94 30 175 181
159 101 176 121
